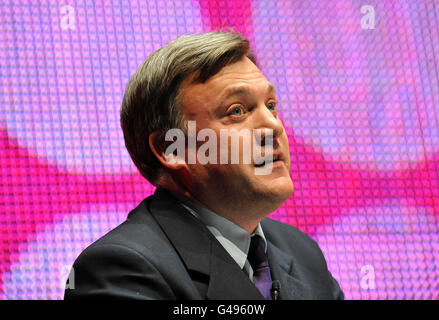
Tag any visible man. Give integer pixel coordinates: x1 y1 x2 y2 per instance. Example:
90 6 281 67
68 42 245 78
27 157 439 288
64 32 344 300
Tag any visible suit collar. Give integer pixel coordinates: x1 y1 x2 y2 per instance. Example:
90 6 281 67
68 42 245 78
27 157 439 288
148 188 264 300
177 195 268 270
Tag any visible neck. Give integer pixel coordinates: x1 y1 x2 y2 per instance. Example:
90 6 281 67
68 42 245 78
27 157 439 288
157 179 264 234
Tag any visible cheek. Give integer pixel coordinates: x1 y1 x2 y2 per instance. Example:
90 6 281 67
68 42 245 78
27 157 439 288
280 134 291 168
286 155 291 171
280 133 290 150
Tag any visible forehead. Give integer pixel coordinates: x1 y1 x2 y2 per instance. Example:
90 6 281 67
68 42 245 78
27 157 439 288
180 57 272 111
202 57 267 88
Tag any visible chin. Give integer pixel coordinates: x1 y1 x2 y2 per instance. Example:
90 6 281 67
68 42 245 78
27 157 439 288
257 176 294 209
274 178 294 201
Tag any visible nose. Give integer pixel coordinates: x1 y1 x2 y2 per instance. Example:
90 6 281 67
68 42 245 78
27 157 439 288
253 104 284 147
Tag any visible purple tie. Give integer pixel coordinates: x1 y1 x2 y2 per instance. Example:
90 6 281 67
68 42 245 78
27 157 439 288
248 235 272 300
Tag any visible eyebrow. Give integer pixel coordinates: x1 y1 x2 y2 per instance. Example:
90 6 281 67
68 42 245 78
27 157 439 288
219 82 276 103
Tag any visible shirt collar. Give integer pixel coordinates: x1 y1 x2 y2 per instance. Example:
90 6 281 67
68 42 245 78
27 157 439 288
176 196 267 270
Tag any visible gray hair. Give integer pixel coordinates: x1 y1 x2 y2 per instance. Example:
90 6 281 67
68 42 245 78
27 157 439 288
120 31 256 184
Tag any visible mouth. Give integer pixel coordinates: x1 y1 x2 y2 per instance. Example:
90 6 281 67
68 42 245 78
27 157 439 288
254 154 282 167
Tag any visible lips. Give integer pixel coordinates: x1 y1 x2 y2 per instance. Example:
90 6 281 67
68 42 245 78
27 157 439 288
254 154 282 167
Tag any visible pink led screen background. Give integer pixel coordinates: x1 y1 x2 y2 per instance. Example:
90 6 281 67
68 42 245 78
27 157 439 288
1 0 438 299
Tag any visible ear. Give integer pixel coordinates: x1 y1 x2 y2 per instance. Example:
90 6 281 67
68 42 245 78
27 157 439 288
149 131 188 171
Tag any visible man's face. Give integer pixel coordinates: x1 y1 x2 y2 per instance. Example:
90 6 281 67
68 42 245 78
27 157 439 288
178 57 294 223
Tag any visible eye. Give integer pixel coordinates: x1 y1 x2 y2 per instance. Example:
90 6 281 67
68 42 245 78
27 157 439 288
267 102 276 111
230 106 244 116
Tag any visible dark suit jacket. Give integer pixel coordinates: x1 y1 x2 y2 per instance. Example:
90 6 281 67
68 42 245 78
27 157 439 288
64 188 344 300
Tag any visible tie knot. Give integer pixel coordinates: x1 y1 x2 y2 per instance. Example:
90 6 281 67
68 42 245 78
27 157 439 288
248 235 268 270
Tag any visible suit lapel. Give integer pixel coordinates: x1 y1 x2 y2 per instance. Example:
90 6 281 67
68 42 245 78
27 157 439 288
206 239 264 300
267 241 313 300
149 189 263 300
